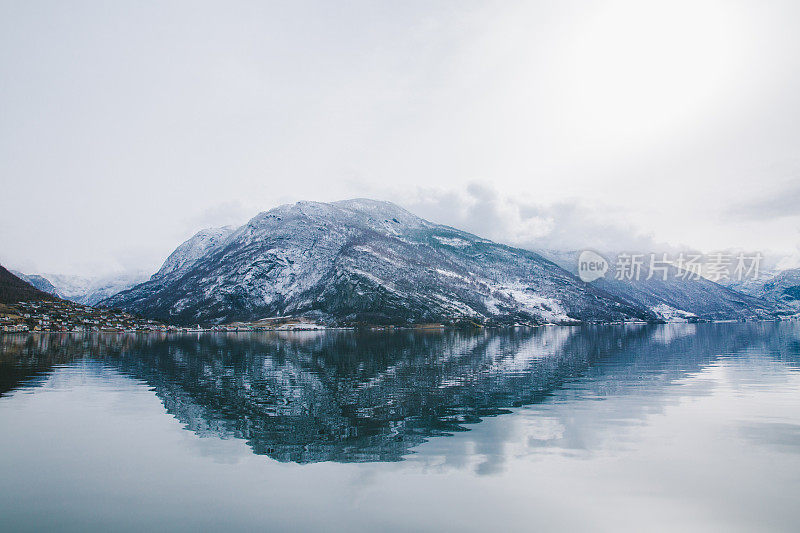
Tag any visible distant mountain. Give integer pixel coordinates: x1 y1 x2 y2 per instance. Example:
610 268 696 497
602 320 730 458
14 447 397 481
10 270 60 297
40 271 150 306
723 267 800 311
104 199 656 326
756 268 800 309
539 250 779 321
8 268 149 306
594 273 777 321
0 265 58 304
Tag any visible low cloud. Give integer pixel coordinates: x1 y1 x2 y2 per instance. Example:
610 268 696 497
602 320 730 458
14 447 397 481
400 183 666 253
729 181 800 221
183 200 253 232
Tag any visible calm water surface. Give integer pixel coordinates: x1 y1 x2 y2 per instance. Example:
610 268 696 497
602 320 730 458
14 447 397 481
1 322 799 532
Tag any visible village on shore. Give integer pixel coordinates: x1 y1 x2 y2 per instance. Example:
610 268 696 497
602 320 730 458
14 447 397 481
0 300 384 333
2 298 797 335
0 301 469 333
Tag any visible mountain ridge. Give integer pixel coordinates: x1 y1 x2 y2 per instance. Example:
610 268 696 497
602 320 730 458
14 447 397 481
103 200 655 325
102 199 779 326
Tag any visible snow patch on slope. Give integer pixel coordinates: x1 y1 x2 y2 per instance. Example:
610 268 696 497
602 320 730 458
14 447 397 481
434 236 471 248
153 226 235 280
650 303 698 322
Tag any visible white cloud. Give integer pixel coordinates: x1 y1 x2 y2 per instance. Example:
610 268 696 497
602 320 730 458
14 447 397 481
398 182 666 253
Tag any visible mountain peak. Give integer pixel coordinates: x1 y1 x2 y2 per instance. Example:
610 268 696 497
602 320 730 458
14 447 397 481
152 226 236 281
333 198 425 225
332 197 407 213
243 199 428 238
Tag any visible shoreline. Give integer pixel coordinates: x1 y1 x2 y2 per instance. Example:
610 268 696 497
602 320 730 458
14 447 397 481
2 315 797 335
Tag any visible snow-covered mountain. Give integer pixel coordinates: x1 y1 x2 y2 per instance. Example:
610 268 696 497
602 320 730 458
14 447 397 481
2 266 58 304
594 273 777 321
723 267 800 311
103 199 660 326
11 270 60 296
37 271 151 306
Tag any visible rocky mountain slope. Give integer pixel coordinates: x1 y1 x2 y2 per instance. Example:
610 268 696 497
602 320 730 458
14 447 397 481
10 270 60 296
0 265 58 304
594 273 777 321
724 267 800 311
103 200 657 326
151 226 235 281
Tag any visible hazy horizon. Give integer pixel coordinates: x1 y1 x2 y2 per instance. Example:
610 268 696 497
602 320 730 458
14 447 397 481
3 1 800 276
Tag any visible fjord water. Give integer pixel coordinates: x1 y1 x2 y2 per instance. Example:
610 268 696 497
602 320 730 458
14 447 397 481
1 323 799 532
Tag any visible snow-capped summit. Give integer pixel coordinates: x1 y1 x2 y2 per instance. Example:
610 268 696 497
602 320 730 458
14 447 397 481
332 198 430 229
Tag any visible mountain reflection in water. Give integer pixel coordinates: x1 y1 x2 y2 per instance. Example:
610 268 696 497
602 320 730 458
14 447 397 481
1 322 798 464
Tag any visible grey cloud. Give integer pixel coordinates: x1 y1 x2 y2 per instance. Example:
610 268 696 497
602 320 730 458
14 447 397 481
183 200 253 232
402 183 667 254
730 182 800 221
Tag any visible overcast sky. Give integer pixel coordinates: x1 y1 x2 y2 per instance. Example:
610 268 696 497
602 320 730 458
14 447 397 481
2 0 800 276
